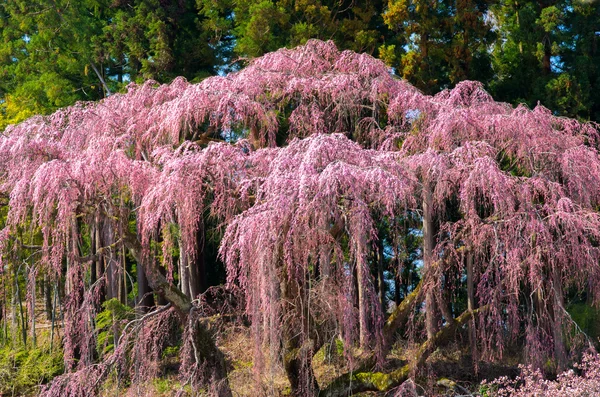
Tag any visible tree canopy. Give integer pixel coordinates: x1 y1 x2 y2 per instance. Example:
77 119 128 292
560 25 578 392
0 39 599 396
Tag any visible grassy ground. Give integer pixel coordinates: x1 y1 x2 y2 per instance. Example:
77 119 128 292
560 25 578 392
0 301 522 396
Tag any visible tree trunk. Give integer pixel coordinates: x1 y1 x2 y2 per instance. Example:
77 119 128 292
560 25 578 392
136 257 154 312
44 274 53 321
29 267 36 348
15 266 27 346
50 285 57 352
436 287 455 328
356 260 369 350
394 272 401 307
186 312 232 397
515 4 523 54
124 233 232 394
466 252 477 360
95 216 106 303
284 339 320 397
179 239 191 299
103 222 118 300
189 248 204 299
377 239 385 313
551 267 567 372
0 278 5 344
542 42 552 75
90 223 97 286
190 226 208 297
280 268 319 396
422 183 438 340
119 246 127 305
383 279 423 351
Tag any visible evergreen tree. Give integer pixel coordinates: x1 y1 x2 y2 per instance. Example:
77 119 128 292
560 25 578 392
100 0 224 83
0 0 226 130
208 0 389 59
383 0 495 93
557 0 600 120
488 1 575 114
0 0 107 130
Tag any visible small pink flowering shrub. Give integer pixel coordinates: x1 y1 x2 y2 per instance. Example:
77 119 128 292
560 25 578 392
485 353 600 396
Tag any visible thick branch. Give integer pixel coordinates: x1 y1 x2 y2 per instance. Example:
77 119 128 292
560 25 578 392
320 306 488 397
74 238 123 263
122 231 192 316
332 276 424 379
383 279 423 346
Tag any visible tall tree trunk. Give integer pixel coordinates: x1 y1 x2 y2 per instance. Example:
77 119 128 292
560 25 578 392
249 126 262 149
383 279 423 351
90 223 97 286
466 252 477 360
356 260 369 350
11 276 17 344
189 248 203 299
103 222 118 300
542 42 552 75
136 259 154 312
50 285 57 352
119 246 127 304
44 274 53 321
394 273 402 307
551 267 567 372
1 277 5 344
190 225 207 297
515 3 524 54
179 238 191 299
377 239 385 313
95 215 106 303
422 183 439 340
29 267 36 348
15 266 27 346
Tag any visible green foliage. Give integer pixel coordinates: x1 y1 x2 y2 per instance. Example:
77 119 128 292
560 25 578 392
2 0 599 128
0 344 63 395
0 0 225 131
489 0 600 121
162 345 180 360
568 302 600 340
384 0 495 93
210 0 389 60
100 0 221 83
95 298 134 356
0 0 108 129
479 383 498 397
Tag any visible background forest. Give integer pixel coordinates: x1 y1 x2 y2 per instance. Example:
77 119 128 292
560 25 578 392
1 0 600 130
1 1 600 397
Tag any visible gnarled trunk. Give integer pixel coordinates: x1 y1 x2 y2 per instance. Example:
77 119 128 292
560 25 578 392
125 231 231 395
280 261 320 396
